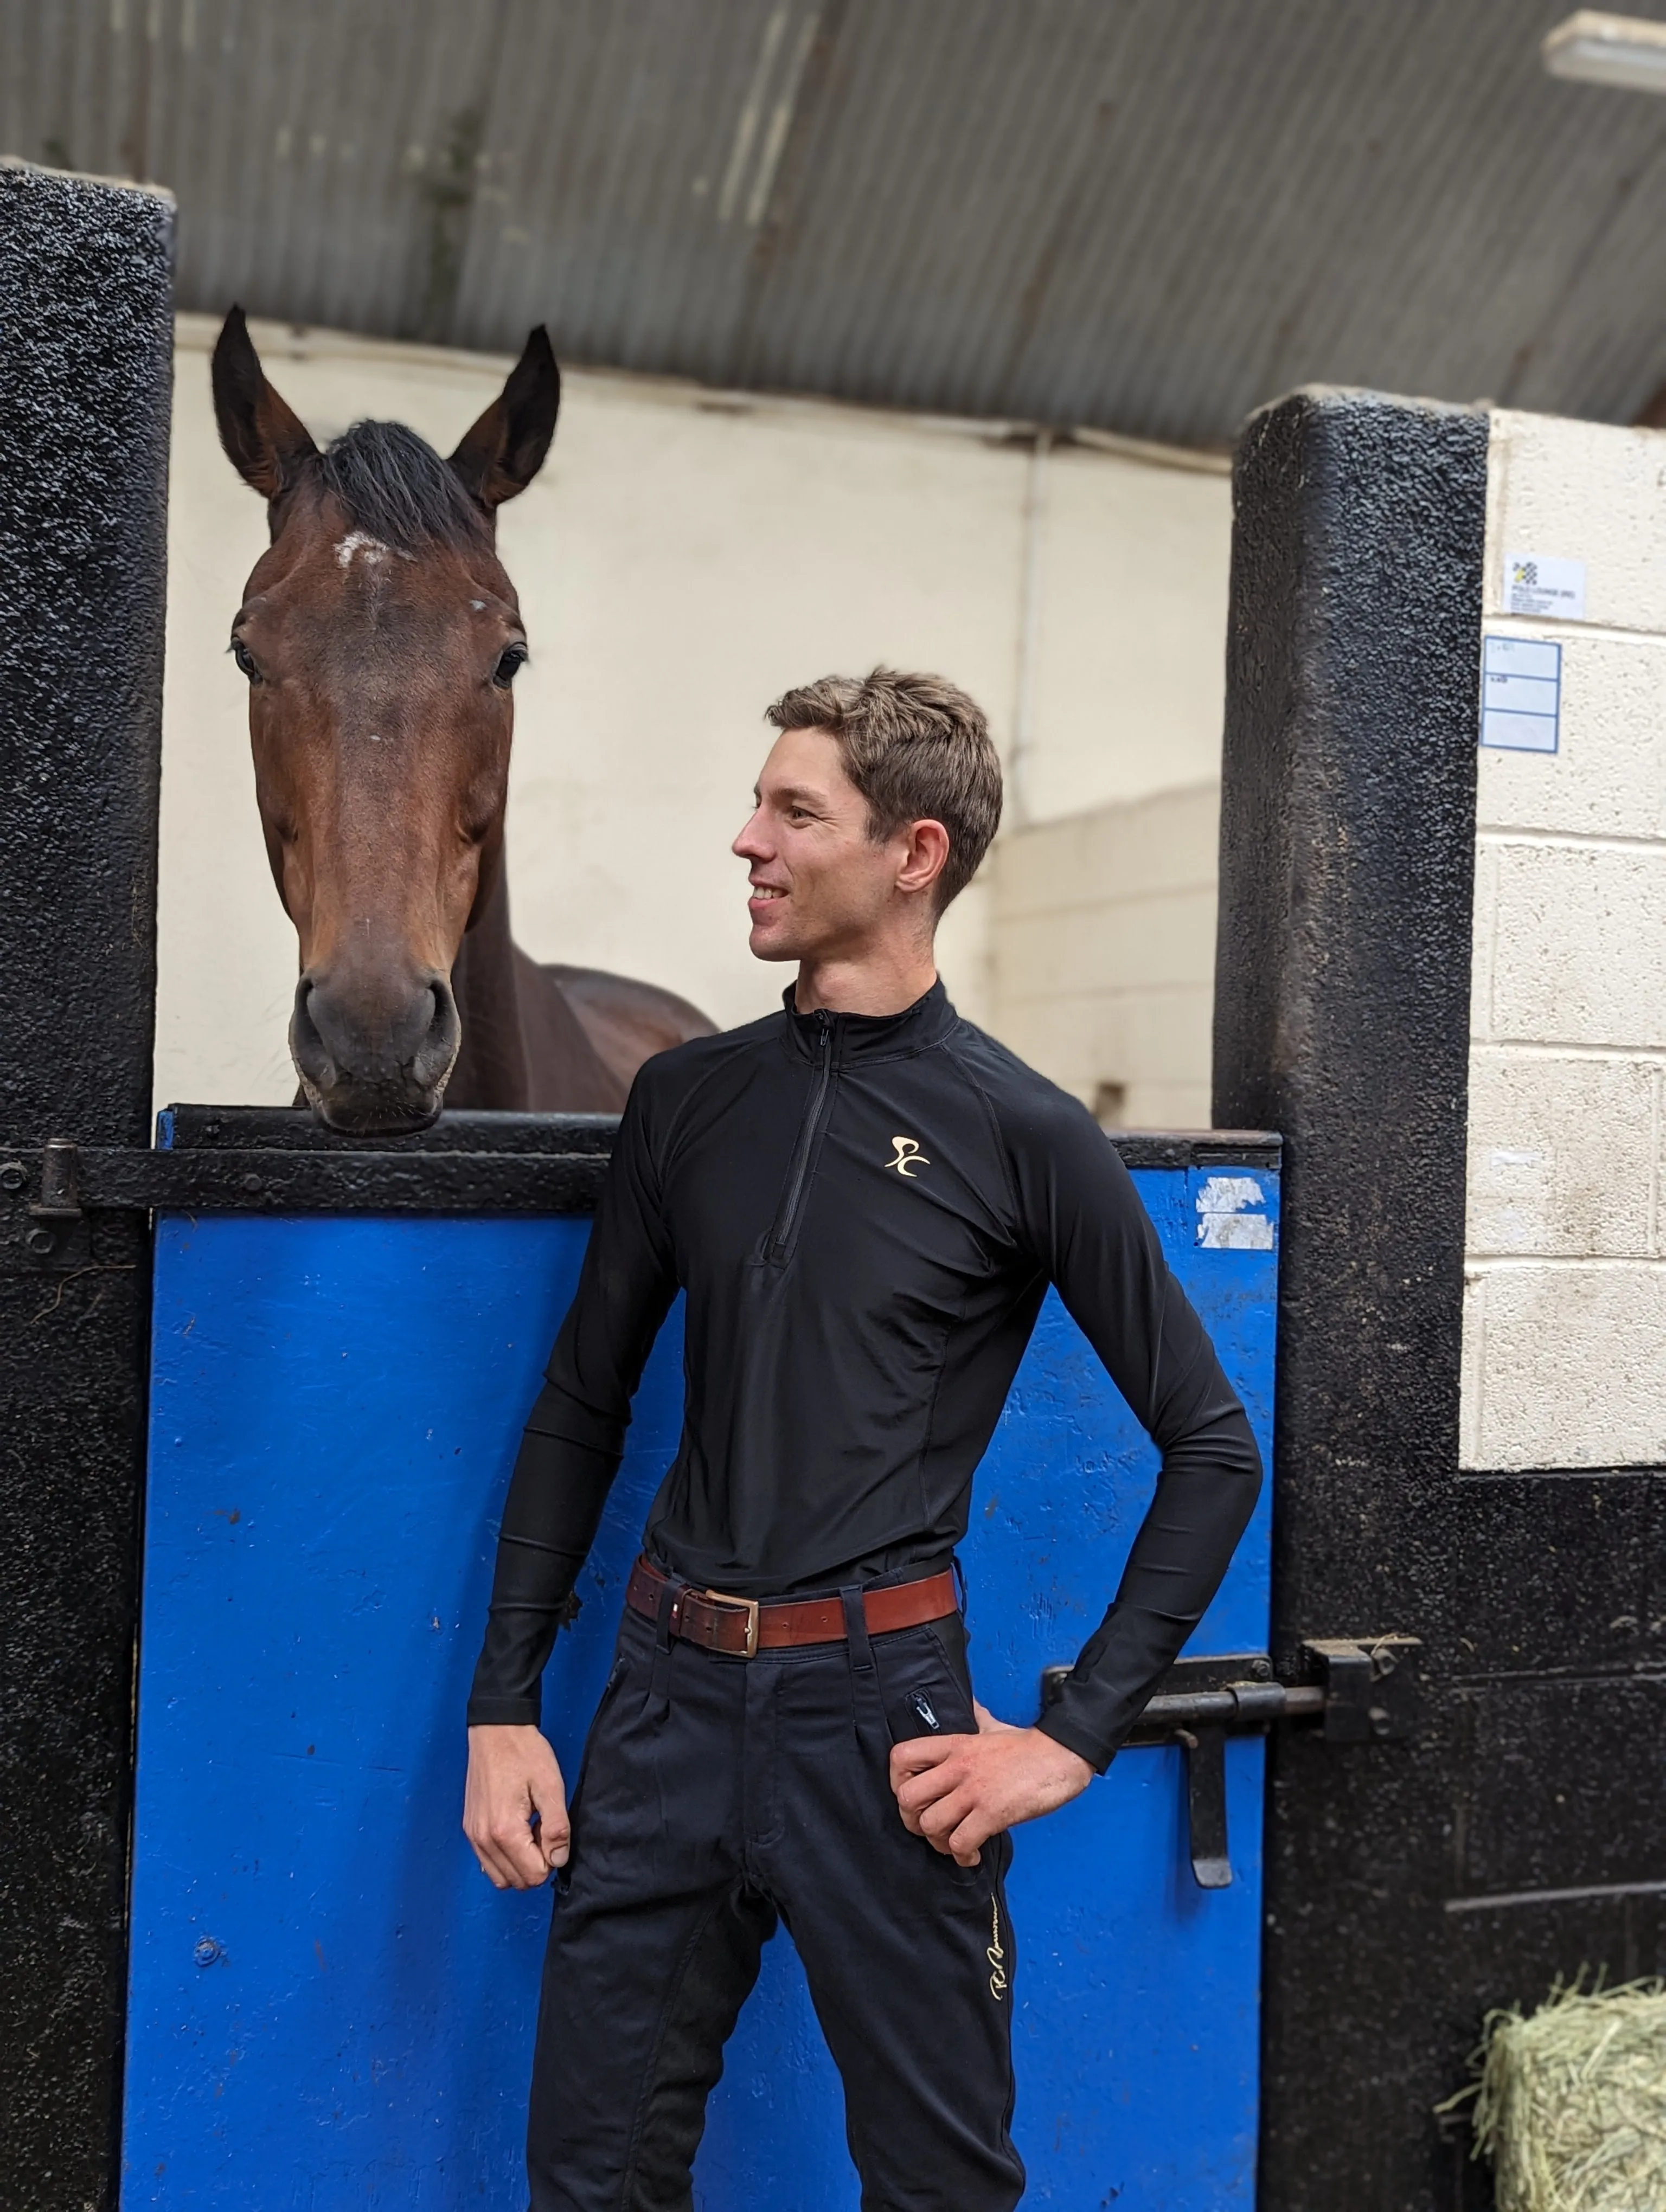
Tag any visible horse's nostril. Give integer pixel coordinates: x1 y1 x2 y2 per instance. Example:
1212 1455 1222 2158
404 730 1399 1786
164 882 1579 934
413 976 461 1089
289 975 337 1091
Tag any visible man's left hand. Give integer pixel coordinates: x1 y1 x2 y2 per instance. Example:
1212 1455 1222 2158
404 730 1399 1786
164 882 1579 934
889 1702 1093 1867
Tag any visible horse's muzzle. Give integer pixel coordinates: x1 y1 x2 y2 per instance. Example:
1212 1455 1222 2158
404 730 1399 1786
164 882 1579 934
290 967 461 1133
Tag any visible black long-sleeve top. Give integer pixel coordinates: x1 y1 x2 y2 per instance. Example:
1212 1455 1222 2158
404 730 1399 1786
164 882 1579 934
467 982 1262 1772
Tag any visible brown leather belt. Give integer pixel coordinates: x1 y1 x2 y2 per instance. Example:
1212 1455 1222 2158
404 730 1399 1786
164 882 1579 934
625 1555 958 1659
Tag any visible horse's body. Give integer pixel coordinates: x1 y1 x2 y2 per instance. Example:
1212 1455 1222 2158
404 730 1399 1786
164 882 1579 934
445 868 710 1114
211 307 712 1131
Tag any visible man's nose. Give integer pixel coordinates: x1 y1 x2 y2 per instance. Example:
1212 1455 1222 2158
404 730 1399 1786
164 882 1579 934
732 809 769 859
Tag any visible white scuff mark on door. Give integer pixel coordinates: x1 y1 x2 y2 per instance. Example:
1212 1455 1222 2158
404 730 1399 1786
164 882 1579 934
1196 1175 1276 1251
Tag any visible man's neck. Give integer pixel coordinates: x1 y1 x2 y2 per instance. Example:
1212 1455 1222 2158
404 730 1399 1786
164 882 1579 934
792 947 939 1017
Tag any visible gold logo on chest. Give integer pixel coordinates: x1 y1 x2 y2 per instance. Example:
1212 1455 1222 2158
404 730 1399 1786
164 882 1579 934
886 1136 928 1178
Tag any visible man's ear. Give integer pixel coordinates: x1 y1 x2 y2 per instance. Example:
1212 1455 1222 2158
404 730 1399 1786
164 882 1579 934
450 326 561 512
211 306 319 501
897 819 952 898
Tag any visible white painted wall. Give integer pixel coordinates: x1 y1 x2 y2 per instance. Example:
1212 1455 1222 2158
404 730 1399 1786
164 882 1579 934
156 315 1231 1111
1461 410 1666 1471
990 781 1219 1128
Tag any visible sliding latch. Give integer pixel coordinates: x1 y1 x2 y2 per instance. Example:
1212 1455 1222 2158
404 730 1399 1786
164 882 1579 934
1040 1636 1420 1890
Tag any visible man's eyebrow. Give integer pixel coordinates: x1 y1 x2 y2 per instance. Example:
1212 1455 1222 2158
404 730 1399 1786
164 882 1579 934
771 783 826 807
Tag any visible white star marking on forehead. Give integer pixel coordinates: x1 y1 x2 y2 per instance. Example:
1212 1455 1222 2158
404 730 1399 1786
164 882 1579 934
334 530 414 570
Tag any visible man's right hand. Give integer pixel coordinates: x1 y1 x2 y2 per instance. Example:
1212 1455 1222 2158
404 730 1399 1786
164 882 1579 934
464 1724 571 1888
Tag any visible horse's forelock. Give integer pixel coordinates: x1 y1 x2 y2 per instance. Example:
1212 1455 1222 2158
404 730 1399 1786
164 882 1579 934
313 420 490 556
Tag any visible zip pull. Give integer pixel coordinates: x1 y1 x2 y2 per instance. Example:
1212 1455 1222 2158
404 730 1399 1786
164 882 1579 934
767 1009 838 1259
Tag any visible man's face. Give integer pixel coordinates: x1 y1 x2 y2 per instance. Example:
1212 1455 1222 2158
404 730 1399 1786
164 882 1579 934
732 725 905 964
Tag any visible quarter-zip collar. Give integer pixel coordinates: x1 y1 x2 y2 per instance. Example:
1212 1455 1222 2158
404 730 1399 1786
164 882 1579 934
780 978 957 1066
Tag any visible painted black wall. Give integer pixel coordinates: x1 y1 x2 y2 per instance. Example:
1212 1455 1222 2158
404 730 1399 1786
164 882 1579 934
1216 389 1666 2212
1214 389 1488 2209
0 162 174 2207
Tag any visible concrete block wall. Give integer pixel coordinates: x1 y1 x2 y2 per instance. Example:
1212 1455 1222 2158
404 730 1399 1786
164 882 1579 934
1461 410 1666 1469
989 780 1219 1127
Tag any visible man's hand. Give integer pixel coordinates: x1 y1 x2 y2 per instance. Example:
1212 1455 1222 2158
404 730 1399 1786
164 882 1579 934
889 1701 1093 1867
464 1724 571 1889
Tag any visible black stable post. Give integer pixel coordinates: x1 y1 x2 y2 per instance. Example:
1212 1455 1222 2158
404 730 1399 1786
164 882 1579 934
0 161 174 2208
1214 389 1489 2210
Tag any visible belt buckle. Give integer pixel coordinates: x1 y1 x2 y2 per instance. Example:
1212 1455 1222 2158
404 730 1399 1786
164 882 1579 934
703 1587 761 1658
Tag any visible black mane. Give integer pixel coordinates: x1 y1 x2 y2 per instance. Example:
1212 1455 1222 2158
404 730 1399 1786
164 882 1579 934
315 419 489 553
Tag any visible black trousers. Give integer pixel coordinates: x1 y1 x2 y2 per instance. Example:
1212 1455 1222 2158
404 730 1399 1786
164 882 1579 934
527 1586 1026 2211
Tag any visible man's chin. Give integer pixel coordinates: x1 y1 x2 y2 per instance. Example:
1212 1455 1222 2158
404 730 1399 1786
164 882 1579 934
747 921 800 962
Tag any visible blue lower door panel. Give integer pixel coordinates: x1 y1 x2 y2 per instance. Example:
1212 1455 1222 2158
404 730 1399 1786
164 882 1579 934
124 1165 1275 2208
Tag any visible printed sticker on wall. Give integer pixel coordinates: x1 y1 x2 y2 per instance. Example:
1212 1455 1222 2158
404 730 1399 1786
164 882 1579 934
1480 634 1561 754
1195 1175 1276 1251
1503 552 1586 621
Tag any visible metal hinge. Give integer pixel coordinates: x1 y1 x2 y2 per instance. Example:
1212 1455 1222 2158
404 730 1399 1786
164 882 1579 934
1041 1635 1422 1890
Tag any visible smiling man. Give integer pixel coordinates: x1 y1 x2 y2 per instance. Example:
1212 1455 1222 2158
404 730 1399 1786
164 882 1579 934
463 669 1262 2211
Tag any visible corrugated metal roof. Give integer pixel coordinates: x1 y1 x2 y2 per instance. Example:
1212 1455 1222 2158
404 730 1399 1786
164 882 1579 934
6 0 1666 446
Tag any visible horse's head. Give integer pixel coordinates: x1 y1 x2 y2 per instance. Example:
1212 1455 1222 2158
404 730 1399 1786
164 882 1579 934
211 307 559 1133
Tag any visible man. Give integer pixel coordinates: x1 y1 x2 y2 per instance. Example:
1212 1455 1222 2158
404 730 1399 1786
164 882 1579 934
464 670 1261 2211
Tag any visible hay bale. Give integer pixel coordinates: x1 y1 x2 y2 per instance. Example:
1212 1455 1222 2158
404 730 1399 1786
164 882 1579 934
1469 1979 1666 2211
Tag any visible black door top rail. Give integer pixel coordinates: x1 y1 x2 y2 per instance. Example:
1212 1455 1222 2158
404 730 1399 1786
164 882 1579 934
1 1108 1282 1226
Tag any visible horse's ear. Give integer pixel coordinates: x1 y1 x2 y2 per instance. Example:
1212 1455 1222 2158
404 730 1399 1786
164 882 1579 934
211 305 319 501
449 326 561 511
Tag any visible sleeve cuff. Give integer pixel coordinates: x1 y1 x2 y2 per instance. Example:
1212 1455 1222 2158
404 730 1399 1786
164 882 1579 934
1035 1703 1116 1775
465 1696 543 1729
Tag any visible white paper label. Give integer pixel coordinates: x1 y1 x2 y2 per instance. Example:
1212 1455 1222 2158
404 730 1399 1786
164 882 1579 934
1481 633 1560 753
1503 552 1586 620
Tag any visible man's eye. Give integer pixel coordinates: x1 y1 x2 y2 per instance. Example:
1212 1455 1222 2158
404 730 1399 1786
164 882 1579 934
230 638 262 683
492 644 528 689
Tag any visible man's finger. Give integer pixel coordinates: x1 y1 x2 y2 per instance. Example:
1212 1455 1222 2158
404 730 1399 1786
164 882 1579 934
948 1808 997 1861
536 1816 571 1870
467 1830 517 1889
893 1753 971 1817
917 1783 978 1849
488 1814 552 1888
890 1733 968 1786
528 1780 572 1868
894 1770 963 1826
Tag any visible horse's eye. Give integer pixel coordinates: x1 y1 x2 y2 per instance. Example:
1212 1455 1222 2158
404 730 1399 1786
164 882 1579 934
492 644 528 689
230 637 262 683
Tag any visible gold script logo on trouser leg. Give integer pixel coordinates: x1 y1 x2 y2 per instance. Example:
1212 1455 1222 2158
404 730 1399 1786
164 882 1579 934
987 1898 1008 2002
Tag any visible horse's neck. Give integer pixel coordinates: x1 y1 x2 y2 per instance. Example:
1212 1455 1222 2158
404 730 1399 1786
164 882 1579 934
444 869 625 1112
445 867 534 1109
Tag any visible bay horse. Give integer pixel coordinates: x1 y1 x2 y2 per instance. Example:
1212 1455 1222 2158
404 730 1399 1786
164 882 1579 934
210 306 713 1134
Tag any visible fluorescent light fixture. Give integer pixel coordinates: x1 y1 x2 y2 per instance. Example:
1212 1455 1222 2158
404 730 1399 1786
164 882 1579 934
1543 10 1666 91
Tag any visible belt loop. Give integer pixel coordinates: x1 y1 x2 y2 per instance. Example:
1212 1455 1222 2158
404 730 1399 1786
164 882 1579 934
842 1585 875 1675
649 1577 680 1722
841 1585 891 1751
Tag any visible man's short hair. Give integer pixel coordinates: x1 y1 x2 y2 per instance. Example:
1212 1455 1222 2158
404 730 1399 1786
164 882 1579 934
764 668 1003 910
